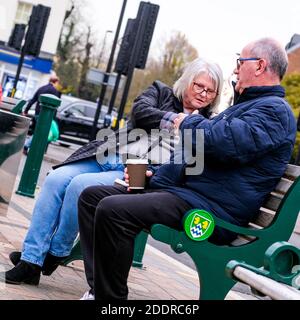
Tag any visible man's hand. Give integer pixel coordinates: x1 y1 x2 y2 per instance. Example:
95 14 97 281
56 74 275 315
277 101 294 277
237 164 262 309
124 167 153 192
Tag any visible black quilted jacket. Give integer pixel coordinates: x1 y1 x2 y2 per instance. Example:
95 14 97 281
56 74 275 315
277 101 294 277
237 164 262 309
53 81 184 169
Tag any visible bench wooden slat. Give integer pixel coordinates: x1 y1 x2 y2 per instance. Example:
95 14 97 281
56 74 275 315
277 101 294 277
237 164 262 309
227 167 296 246
274 177 294 194
284 164 300 180
230 235 255 246
248 222 263 230
253 207 276 227
263 192 284 212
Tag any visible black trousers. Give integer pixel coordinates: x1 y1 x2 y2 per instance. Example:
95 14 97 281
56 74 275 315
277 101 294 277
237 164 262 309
78 185 192 300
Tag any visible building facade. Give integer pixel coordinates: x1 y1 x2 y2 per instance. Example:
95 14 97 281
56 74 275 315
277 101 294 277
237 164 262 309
0 0 71 99
286 44 300 75
285 34 300 75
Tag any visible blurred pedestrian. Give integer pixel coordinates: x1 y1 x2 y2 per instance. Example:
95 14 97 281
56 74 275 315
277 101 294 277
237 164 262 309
23 75 61 154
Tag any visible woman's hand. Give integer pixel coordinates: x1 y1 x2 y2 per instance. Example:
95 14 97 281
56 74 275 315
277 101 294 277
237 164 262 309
174 110 199 135
124 167 153 192
174 113 187 135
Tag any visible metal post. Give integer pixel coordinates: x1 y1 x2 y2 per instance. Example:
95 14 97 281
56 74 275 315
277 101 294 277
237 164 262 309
103 72 122 128
132 231 149 268
16 94 61 197
115 15 147 129
90 0 127 141
108 72 122 115
9 46 26 98
97 30 113 68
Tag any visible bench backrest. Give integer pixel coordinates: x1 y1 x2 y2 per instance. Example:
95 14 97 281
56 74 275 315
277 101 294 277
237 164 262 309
231 164 300 245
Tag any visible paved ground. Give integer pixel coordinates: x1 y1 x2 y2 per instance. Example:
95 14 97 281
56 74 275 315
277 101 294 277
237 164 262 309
0 184 200 300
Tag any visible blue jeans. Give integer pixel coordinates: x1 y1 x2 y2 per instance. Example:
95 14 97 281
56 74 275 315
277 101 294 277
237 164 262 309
22 157 124 267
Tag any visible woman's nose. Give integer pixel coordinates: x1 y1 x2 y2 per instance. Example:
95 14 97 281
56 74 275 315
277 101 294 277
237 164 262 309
199 90 207 97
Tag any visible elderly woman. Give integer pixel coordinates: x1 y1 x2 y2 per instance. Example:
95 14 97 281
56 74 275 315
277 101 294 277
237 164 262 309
4 57 223 287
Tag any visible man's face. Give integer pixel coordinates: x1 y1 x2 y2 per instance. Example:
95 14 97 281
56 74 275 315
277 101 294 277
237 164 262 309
234 46 260 94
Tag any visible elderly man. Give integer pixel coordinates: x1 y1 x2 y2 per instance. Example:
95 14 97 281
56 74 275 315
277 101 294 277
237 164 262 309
78 37 297 300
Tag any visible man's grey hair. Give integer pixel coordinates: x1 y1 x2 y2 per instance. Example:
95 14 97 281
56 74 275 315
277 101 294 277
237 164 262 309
249 37 288 80
173 57 223 113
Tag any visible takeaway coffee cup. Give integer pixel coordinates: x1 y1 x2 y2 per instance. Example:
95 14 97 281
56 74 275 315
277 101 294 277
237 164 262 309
126 158 148 189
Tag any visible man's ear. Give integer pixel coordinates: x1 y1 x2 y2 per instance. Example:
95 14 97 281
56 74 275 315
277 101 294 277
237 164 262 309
255 59 267 76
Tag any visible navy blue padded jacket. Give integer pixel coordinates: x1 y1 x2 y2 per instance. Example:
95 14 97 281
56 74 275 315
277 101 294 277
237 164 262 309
149 85 297 227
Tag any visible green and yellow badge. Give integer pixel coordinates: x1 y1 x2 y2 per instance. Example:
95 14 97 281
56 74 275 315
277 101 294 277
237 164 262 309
183 209 215 241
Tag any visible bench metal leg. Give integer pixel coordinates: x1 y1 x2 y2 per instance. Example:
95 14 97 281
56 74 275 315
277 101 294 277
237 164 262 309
132 231 149 268
196 262 236 300
62 231 149 268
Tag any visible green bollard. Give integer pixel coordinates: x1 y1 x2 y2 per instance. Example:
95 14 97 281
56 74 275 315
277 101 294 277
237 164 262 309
16 94 61 198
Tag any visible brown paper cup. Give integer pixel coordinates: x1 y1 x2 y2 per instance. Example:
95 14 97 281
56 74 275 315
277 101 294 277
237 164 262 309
126 159 148 189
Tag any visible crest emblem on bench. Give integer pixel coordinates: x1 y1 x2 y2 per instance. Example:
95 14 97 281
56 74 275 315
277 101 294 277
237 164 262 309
183 209 215 241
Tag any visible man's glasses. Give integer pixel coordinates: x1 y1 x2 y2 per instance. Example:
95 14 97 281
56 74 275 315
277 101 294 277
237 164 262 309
236 57 261 69
192 82 217 99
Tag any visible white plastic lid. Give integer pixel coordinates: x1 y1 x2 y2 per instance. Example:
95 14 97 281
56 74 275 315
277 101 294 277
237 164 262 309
125 159 148 165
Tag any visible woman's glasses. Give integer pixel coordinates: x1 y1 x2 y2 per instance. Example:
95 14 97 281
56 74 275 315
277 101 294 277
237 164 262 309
192 82 217 99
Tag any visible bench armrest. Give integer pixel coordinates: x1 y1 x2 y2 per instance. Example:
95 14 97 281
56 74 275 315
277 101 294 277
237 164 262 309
206 213 263 238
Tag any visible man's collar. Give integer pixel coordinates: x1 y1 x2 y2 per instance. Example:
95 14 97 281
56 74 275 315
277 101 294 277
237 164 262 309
233 85 285 104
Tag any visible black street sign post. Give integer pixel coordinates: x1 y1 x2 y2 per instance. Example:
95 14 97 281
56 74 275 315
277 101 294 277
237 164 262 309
10 5 50 98
89 0 127 141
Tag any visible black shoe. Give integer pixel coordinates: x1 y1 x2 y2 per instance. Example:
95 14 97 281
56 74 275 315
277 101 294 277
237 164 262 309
9 251 67 276
2 261 41 285
42 253 68 276
9 251 21 266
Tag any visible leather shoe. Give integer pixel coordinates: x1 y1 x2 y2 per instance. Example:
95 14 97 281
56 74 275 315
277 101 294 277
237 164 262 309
1 261 41 285
9 251 67 276
42 253 68 276
9 251 21 266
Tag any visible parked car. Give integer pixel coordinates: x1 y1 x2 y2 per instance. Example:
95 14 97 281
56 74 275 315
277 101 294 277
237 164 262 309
26 95 118 145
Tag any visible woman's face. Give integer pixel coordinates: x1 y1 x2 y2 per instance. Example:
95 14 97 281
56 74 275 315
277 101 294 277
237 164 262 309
182 73 217 113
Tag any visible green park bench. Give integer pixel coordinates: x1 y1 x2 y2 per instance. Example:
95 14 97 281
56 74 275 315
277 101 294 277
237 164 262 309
151 163 300 299
63 163 300 300
61 229 148 268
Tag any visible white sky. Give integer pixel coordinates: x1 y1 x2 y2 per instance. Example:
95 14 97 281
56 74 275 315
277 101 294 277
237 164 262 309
82 0 300 78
